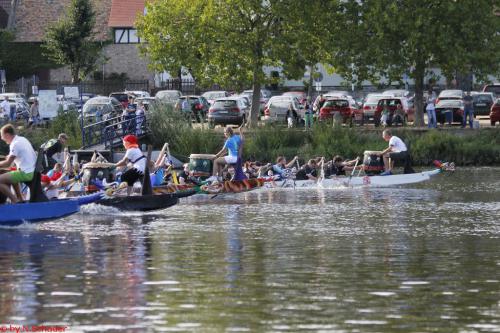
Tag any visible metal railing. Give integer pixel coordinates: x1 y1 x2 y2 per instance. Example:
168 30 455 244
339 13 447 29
81 113 150 149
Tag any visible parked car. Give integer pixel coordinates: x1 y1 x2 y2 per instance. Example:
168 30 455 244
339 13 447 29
208 97 249 128
263 96 303 123
489 99 500 126
483 83 500 98
82 96 123 121
174 95 210 121
382 89 409 98
57 95 77 111
126 90 150 98
436 90 464 104
319 97 361 125
135 97 156 111
375 97 413 126
313 92 356 113
472 92 495 116
0 92 27 101
435 99 464 124
155 90 182 105
282 91 307 104
201 91 230 105
1 98 30 121
109 92 130 109
241 89 272 111
362 94 386 124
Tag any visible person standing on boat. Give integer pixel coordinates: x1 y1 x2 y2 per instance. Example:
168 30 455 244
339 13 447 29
209 127 242 182
378 129 408 176
0 124 37 203
41 133 68 172
113 134 146 195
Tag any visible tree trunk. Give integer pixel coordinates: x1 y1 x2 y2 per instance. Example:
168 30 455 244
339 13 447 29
71 67 80 84
307 64 314 103
249 66 261 128
413 64 425 127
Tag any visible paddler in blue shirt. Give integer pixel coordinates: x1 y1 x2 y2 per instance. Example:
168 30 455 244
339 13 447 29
208 127 243 182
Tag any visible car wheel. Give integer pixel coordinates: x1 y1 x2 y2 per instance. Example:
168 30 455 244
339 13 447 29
403 115 408 126
491 120 495 127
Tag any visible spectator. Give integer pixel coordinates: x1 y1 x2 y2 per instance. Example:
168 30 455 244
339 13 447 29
0 96 9 123
29 99 40 127
135 101 145 135
426 91 437 128
462 91 474 128
304 103 313 129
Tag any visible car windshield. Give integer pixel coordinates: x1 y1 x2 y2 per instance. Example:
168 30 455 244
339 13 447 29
157 91 180 101
203 92 226 99
110 94 128 102
437 100 462 107
380 99 402 107
484 85 500 96
440 90 462 97
212 100 237 108
324 100 349 107
366 96 385 104
474 95 493 103
83 104 111 114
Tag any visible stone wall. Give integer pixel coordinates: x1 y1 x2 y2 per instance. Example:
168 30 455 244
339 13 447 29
49 44 154 87
14 0 111 42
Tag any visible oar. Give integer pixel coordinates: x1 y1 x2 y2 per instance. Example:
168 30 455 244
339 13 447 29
346 157 360 187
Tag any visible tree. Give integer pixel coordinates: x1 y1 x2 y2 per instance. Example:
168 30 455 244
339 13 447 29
42 0 103 83
137 0 330 127
334 0 500 126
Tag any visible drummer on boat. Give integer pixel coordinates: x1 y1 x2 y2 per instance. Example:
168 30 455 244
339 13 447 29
0 124 37 203
113 134 146 195
377 129 410 176
208 126 243 183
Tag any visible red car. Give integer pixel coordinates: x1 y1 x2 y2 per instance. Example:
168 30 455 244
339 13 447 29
319 98 361 125
490 99 500 126
375 97 413 126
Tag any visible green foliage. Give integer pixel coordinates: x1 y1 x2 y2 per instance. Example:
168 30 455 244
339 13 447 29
137 0 333 126
148 102 221 160
334 0 500 125
42 0 104 83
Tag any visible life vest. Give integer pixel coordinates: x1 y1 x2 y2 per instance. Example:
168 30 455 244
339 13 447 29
41 138 58 151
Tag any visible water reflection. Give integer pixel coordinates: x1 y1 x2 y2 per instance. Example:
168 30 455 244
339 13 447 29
0 168 498 332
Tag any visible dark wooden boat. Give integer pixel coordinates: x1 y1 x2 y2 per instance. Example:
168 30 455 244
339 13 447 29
96 192 178 212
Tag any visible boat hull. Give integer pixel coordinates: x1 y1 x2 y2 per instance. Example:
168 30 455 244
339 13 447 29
96 193 179 211
0 200 80 226
269 169 442 189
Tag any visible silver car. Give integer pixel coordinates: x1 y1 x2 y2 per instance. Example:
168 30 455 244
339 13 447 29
208 97 249 128
155 90 182 105
263 96 303 122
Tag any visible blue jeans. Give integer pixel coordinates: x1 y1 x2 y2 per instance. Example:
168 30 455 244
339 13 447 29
426 109 436 128
463 108 473 128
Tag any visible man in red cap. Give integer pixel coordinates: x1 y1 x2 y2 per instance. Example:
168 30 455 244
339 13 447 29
113 135 145 195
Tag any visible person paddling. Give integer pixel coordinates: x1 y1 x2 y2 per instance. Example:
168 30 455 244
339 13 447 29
113 135 146 195
0 124 37 203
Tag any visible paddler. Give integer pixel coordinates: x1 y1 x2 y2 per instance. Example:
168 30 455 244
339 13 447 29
0 124 37 203
113 134 146 195
41 133 68 172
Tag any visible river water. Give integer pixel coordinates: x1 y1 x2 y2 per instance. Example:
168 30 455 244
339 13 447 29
0 168 499 332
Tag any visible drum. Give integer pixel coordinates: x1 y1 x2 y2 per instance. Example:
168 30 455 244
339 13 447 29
363 151 384 175
189 154 215 178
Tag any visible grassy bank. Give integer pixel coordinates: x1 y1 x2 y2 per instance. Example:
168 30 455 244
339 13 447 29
147 104 500 166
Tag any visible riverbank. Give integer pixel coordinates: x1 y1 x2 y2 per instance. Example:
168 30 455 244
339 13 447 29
1 109 498 167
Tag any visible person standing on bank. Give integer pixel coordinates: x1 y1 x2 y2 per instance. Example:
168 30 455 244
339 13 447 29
426 90 437 128
29 99 40 127
462 91 474 128
41 133 68 171
0 124 37 203
377 129 408 176
0 96 10 123
113 135 146 195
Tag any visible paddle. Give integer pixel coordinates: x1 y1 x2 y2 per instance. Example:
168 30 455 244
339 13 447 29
141 145 153 195
346 157 360 187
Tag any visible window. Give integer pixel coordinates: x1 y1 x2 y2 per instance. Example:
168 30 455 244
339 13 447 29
114 28 141 44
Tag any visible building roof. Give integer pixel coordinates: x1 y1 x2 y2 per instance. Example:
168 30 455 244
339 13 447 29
108 0 145 28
